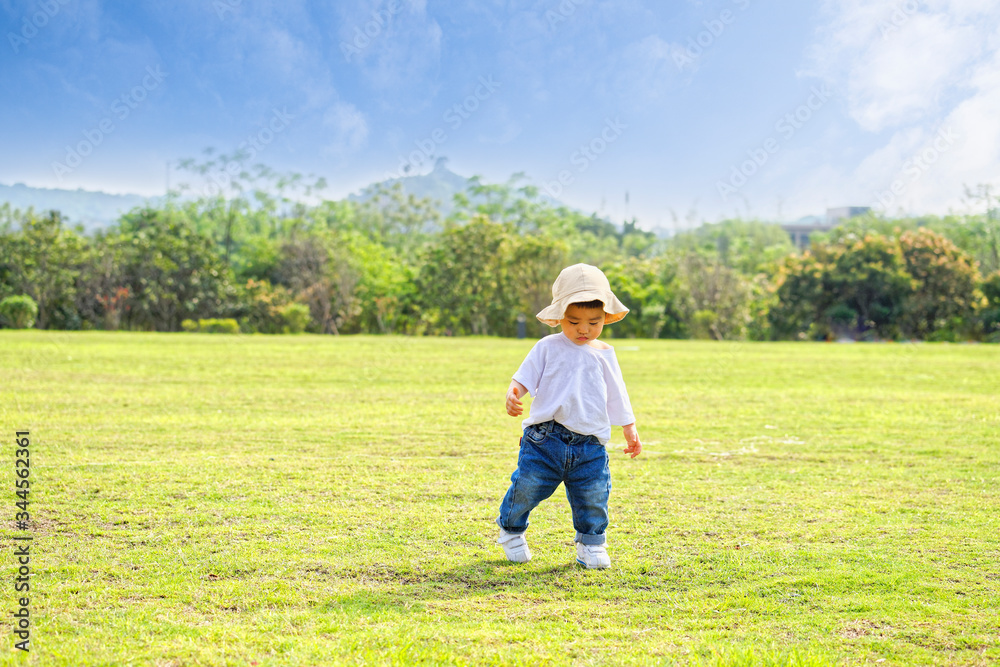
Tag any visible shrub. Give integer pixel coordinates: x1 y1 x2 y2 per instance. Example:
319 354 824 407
0 295 39 329
691 310 718 340
241 279 295 334
898 229 979 339
980 272 1000 342
198 318 240 334
181 318 239 333
926 316 967 343
280 303 311 334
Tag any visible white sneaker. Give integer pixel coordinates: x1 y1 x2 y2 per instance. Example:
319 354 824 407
576 542 611 569
497 528 532 563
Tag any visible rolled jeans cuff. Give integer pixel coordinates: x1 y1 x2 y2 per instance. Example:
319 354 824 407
575 532 606 546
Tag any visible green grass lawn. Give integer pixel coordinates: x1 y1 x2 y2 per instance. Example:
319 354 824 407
1 331 998 666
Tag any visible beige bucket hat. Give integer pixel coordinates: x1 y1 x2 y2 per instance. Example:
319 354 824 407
536 263 629 327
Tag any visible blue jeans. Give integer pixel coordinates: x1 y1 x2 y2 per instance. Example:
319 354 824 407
496 420 611 546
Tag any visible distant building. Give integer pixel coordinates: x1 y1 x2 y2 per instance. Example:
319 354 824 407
781 220 833 250
781 207 871 250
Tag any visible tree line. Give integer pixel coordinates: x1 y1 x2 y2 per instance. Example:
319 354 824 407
1 170 998 342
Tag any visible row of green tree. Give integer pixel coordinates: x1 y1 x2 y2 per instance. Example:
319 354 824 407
1 170 998 341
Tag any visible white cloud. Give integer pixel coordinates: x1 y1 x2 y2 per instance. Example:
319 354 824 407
853 126 926 186
337 0 442 107
890 46 1000 213
607 35 681 107
808 0 986 132
167 1 338 115
805 0 1000 214
849 14 978 131
322 102 369 157
476 104 522 145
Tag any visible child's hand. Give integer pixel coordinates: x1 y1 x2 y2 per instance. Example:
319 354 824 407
622 423 642 458
506 384 524 417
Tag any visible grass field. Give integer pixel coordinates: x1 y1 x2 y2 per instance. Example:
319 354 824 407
1 331 998 666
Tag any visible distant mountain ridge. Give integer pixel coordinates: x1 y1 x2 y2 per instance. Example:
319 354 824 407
3 166 684 238
350 158 475 216
0 182 163 232
1 163 480 231
1 161 552 231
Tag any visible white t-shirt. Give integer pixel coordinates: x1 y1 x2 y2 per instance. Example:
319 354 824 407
513 333 635 445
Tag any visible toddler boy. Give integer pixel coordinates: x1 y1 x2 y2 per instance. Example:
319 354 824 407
496 263 642 569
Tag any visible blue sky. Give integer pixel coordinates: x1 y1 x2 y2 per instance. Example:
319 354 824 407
2 0 999 229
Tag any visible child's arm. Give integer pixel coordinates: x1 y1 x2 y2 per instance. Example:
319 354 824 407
506 379 528 417
622 422 642 458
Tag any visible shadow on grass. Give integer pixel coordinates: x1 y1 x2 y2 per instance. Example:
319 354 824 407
324 555 674 618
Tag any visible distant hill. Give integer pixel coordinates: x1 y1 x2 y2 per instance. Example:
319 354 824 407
348 158 564 217
0 182 162 232
350 159 474 216
0 162 480 232
1 166 675 238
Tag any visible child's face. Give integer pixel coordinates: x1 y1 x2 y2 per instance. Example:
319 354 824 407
560 304 605 346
